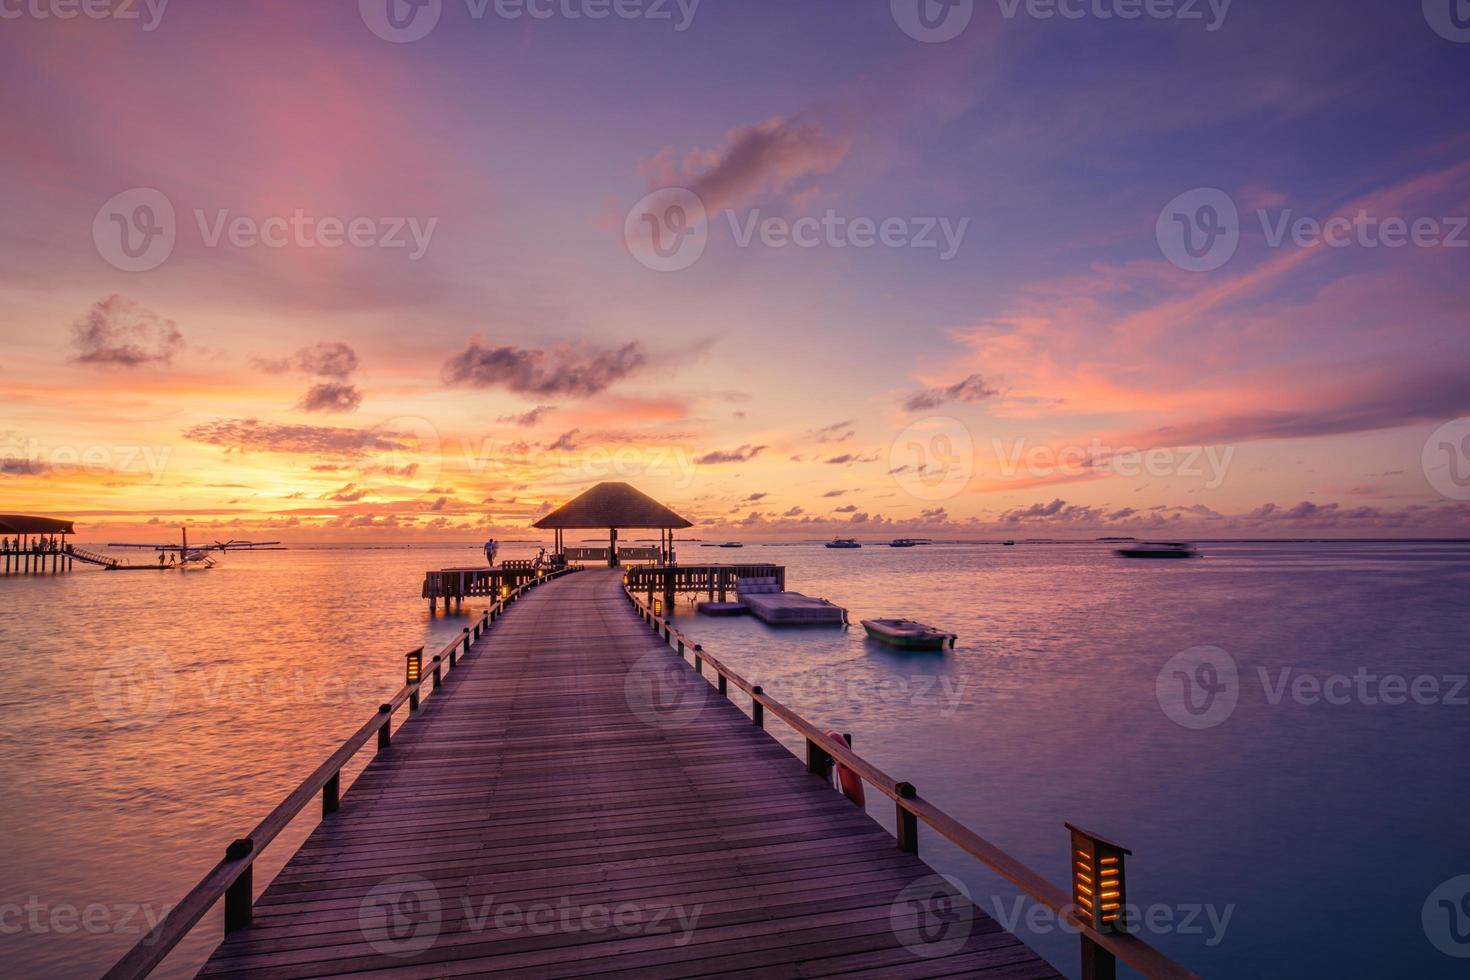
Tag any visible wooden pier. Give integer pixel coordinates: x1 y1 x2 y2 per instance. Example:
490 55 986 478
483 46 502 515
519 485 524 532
421 564 550 612
625 562 787 608
1 514 80 575
108 567 1198 980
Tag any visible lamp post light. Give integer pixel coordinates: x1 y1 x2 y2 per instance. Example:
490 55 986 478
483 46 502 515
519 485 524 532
406 647 423 711
1067 823 1131 980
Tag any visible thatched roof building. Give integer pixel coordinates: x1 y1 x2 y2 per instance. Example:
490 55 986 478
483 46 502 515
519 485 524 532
0 515 75 536
533 483 691 567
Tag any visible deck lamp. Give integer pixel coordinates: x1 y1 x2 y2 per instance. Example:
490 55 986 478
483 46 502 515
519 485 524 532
1067 824 1129 932
500 584 510 599
654 597 664 617
405 648 423 685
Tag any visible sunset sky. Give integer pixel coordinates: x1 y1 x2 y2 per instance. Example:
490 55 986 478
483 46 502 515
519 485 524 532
2 0 1467 540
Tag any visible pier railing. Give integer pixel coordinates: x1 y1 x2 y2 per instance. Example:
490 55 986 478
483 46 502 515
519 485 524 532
625 587 1199 980
103 566 578 980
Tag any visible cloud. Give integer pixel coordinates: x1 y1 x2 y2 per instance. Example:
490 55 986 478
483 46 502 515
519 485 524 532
694 444 766 465
0 457 49 476
834 504 859 513
548 429 581 451
1116 369 1470 450
1000 498 1105 525
71 295 183 367
744 492 769 501
325 483 367 502
182 418 409 457
904 374 999 412
783 506 804 517
809 420 855 443
825 452 879 465
297 382 363 414
643 116 852 213
497 405 556 427
823 489 848 498
442 341 646 398
256 342 359 380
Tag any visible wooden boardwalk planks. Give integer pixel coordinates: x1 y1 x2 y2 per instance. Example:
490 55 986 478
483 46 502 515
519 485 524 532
199 569 1061 979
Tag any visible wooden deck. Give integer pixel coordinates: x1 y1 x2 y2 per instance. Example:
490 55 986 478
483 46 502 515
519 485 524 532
199 569 1061 979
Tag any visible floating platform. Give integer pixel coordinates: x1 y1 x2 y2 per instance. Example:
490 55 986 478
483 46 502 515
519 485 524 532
741 590 847 625
697 600 749 616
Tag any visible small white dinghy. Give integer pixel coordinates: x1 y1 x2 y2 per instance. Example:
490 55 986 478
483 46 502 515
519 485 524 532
860 618 957 650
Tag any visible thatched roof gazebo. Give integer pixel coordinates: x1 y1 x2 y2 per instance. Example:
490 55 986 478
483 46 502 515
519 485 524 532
533 482 692 567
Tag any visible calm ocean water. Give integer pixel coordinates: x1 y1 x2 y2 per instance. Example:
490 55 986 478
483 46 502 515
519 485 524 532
1 540 1466 978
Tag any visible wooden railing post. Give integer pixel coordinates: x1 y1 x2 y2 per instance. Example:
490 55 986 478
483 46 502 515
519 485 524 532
693 644 703 674
1080 936 1118 980
463 629 472 657
806 737 834 778
718 672 727 696
322 772 340 816
409 685 420 712
752 686 764 728
377 705 392 750
431 656 442 689
223 839 254 934
896 783 919 853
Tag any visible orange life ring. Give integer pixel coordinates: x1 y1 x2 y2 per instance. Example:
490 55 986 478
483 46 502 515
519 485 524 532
826 729 865 806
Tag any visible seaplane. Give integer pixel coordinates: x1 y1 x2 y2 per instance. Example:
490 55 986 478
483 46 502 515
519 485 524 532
106 527 285 570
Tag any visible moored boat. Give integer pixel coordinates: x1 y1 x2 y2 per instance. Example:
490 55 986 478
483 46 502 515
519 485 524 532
1115 541 1199 559
717 541 744 549
860 618 957 650
825 537 862 549
889 538 918 548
